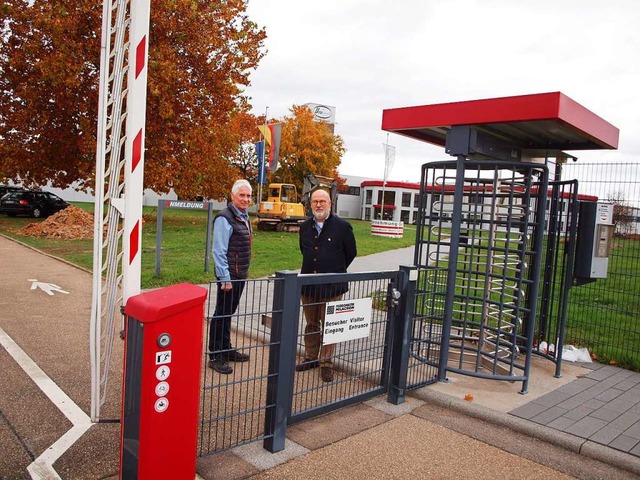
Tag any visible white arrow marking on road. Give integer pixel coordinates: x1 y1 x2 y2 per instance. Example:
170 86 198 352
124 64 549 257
28 279 70 296
1 327 90 480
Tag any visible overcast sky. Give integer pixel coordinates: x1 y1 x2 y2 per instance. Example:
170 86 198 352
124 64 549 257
244 0 640 182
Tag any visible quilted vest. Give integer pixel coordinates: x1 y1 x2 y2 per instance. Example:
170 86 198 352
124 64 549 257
216 205 252 280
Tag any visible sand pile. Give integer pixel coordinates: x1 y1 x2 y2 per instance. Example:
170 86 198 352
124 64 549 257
19 206 94 239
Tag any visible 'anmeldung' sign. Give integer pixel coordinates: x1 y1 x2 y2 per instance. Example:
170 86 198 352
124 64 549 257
322 297 373 345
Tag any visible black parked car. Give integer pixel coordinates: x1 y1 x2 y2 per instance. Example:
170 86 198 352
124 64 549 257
0 190 70 218
0 185 24 199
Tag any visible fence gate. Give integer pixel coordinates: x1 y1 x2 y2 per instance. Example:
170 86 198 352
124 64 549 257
534 179 579 376
409 158 548 393
288 271 399 424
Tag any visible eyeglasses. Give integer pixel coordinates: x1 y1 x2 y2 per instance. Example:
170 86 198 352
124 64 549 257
311 200 328 205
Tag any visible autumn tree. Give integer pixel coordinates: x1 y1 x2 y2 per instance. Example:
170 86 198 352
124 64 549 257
267 105 345 191
0 0 266 200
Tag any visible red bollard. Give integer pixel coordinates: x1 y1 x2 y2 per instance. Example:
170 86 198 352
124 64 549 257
120 283 207 479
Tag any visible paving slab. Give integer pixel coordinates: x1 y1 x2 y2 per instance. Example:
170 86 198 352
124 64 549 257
285 403 392 451
233 439 309 471
590 407 623 422
411 402 638 480
363 394 424 416
197 450 260 480
250 414 576 480
425 354 591 413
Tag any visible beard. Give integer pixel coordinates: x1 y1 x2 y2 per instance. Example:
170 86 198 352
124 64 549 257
313 210 330 222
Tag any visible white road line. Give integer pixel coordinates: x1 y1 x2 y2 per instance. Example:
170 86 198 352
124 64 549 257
0 327 92 480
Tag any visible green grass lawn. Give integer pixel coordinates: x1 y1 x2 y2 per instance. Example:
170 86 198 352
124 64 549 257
563 237 640 371
3 203 637 371
0 202 416 288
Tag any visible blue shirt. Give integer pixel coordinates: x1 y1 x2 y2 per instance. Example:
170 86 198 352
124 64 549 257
212 204 250 281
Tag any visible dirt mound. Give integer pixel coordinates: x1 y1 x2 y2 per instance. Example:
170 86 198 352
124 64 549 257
19 206 94 239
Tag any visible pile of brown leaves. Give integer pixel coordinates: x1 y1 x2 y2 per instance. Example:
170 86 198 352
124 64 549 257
19 206 94 239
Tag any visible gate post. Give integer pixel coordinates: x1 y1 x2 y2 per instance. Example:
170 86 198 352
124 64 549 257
263 270 299 452
436 154 467 381
154 199 164 278
388 265 417 405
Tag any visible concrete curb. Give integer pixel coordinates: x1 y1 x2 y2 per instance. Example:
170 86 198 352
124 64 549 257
412 388 640 477
581 440 640 476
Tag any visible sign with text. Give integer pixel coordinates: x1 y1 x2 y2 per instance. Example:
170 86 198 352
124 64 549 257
163 200 209 210
156 198 214 277
322 297 373 345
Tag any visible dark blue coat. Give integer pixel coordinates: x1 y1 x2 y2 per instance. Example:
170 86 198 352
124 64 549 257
299 213 357 299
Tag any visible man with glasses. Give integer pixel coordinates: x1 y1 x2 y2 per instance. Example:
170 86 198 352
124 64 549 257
296 188 357 382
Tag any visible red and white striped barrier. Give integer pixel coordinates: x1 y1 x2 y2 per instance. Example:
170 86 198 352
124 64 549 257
123 0 151 303
371 220 404 238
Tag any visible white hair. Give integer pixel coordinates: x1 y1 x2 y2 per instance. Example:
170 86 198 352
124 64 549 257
231 179 252 194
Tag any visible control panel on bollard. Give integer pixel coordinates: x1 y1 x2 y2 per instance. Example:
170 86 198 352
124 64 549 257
120 283 207 480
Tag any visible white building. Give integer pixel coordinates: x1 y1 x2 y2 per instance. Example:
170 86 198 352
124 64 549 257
334 175 422 223
358 180 421 223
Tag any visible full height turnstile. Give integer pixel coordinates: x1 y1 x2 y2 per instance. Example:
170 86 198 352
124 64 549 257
382 92 619 392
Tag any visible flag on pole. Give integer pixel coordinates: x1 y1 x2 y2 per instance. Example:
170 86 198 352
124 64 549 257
382 143 396 180
255 141 267 185
258 123 282 171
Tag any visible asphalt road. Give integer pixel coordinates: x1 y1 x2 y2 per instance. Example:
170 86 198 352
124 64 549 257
0 234 121 479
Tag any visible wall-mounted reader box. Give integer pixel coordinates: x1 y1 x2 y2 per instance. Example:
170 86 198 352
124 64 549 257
574 202 614 280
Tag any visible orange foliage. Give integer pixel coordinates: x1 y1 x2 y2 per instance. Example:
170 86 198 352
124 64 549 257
0 0 266 201
267 105 346 191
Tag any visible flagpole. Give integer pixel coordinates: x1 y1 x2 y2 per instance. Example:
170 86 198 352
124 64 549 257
257 106 268 206
381 133 389 220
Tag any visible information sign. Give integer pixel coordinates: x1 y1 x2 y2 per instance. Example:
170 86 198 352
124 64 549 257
322 297 373 345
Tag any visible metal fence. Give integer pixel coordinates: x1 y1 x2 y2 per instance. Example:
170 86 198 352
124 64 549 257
196 160 640 459
199 278 278 456
561 161 640 371
533 179 579 376
199 270 404 456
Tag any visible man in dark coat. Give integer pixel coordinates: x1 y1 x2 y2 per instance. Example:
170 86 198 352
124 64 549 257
296 188 357 382
208 179 253 374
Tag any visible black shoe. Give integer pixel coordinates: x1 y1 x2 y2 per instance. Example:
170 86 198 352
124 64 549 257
320 367 334 382
225 350 250 362
208 358 233 374
295 358 320 372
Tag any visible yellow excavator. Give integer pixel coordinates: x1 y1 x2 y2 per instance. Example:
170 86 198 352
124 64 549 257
256 174 337 232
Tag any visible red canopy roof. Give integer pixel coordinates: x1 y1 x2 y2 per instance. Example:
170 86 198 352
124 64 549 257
382 92 619 153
